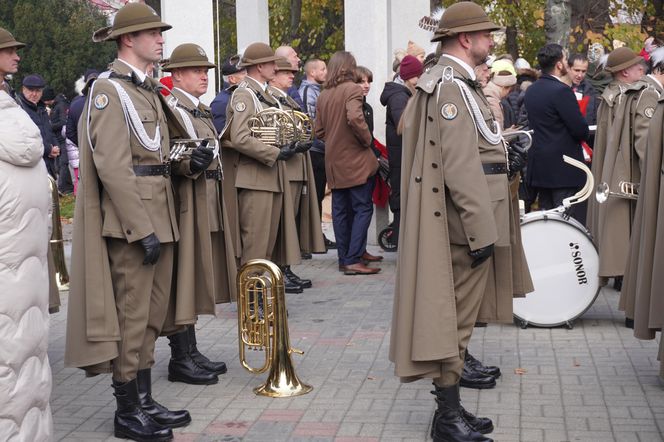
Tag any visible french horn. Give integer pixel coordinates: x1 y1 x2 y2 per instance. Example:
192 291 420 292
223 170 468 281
247 108 301 146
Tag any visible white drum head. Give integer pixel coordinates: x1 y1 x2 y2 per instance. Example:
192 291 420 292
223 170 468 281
514 212 600 327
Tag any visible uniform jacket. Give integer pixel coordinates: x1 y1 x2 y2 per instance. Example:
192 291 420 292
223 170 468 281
219 76 283 259
621 89 664 339
389 59 499 380
167 88 237 327
587 79 659 277
269 86 325 262
64 59 183 374
0 90 53 442
315 81 377 189
524 74 589 188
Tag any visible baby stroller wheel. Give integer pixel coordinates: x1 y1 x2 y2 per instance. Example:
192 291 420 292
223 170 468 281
378 226 397 252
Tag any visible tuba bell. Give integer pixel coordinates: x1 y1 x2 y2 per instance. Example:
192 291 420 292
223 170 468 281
595 181 639 203
237 259 313 397
48 175 69 288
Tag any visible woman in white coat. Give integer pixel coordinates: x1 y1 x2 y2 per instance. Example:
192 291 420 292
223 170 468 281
0 88 53 441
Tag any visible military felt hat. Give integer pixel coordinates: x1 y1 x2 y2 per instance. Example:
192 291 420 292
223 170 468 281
431 2 501 42
161 43 216 71
275 57 298 72
605 47 643 73
238 43 280 68
92 3 171 43
0 27 25 50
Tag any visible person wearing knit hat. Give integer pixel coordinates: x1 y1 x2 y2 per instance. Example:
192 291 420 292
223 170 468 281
390 3 526 442
587 45 657 301
483 69 517 129
406 40 426 63
490 58 516 77
379 54 423 249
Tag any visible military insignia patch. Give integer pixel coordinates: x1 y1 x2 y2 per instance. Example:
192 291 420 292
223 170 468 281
645 107 655 118
441 103 458 120
235 102 246 112
442 66 454 84
94 93 109 110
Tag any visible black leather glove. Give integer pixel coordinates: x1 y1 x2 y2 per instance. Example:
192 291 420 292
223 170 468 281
276 142 297 161
468 243 494 268
293 140 314 153
189 141 214 174
507 139 528 178
139 233 161 265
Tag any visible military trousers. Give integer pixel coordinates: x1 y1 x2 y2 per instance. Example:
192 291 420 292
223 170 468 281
107 238 174 382
238 189 282 265
436 244 491 387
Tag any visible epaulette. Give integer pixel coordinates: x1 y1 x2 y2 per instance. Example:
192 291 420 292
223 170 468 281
417 65 444 94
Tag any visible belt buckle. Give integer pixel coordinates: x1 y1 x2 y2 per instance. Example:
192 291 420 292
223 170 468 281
162 161 171 178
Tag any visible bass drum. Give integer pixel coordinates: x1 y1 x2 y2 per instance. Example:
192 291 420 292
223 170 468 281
514 211 600 328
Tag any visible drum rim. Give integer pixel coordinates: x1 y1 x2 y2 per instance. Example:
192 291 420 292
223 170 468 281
515 210 601 327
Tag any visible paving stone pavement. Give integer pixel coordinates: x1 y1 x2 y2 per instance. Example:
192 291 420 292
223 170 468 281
49 243 664 441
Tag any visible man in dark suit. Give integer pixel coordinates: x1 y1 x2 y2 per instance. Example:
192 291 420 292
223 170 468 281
524 43 589 221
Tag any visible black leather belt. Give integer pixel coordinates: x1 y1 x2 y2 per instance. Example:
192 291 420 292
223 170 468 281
482 163 508 175
205 169 221 180
133 164 170 177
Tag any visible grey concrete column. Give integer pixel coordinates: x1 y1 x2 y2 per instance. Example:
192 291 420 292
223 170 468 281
236 0 270 52
161 0 216 104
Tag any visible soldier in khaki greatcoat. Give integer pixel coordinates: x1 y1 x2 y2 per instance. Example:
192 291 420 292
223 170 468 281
63 4 195 441
389 3 531 440
160 44 238 386
268 57 325 290
219 43 310 290
587 47 659 299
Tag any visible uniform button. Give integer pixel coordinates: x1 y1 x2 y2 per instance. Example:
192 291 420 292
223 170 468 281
432 163 438 168
432 187 439 193
415 176 422 183
434 211 441 217
427 116 434 122
469 236 475 242
429 140 435 145
126 229 132 235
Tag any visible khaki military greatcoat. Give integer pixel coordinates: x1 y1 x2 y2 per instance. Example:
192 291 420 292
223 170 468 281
268 86 325 263
389 58 500 381
64 60 183 374
588 79 658 278
166 88 237 327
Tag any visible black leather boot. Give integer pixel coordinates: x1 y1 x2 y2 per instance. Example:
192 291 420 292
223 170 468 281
187 325 227 375
137 369 191 428
432 384 493 442
284 265 312 289
167 330 218 385
430 384 494 436
281 267 303 293
460 363 496 390
465 352 501 378
113 378 173 442
613 276 623 291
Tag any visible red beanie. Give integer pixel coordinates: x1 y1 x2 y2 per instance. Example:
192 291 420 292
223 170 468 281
399 55 423 81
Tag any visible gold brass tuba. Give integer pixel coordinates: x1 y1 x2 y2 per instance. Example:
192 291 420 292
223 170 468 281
237 259 313 397
48 175 69 288
595 181 639 203
247 108 300 147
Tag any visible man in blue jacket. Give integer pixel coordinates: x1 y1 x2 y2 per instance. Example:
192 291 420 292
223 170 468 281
524 44 589 220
